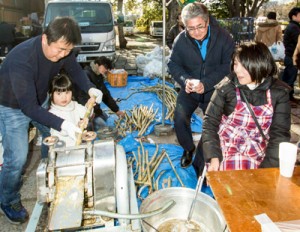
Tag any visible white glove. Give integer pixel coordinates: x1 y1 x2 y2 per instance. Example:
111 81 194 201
61 120 82 141
88 88 103 104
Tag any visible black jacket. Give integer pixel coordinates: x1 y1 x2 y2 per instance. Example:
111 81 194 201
202 74 291 168
0 22 15 44
283 20 300 57
75 65 119 117
166 24 184 49
168 16 235 103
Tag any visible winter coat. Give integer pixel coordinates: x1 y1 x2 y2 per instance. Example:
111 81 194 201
166 24 184 49
74 65 119 118
168 16 235 104
0 22 15 44
49 101 87 146
0 35 94 131
255 19 282 47
202 74 291 168
283 20 300 57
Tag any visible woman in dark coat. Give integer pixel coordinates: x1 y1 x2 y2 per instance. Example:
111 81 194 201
194 42 291 174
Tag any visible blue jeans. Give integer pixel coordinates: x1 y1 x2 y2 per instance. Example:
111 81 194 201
31 121 50 159
0 105 31 205
92 112 109 132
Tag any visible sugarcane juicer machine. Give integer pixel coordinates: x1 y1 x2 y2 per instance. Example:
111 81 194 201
32 131 141 231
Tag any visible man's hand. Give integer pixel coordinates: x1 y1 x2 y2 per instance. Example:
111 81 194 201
88 88 103 104
185 79 204 94
61 120 82 141
116 110 125 118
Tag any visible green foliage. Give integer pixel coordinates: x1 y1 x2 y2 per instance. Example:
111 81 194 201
135 0 163 30
208 0 230 19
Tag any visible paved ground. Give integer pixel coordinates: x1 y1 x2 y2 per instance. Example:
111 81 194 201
1 34 300 231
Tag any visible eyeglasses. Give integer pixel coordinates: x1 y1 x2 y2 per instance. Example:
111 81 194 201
186 23 207 33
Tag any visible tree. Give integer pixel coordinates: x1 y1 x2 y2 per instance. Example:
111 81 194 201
208 0 271 18
117 0 127 49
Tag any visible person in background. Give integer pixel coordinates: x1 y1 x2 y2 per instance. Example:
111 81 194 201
293 34 300 69
167 2 235 168
282 7 300 104
74 56 125 132
194 42 291 174
49 74 93 147
0 17 103 224
166 13 185 50
0 21 16 56
255 11 282 47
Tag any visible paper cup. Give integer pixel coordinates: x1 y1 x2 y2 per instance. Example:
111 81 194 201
279 142 297 178
190 79 200 91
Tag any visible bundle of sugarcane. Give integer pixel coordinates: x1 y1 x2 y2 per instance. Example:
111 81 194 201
114 104 158 137
128 141 184 197
137 84 177 121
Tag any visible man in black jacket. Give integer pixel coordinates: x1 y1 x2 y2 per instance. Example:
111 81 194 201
282 7 300 102
74 56 124 131
168 2 235 168
166 13 185 50
0 21 15 56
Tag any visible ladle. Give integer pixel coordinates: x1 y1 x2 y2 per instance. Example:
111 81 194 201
185 165 207 230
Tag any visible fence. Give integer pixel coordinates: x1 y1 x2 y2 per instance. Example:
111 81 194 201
218 17 256 45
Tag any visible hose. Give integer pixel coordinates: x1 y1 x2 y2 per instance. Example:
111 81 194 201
83 200 175 219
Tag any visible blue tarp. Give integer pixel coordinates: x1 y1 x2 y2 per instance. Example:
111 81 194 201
100 76 212 200
101 76 202 136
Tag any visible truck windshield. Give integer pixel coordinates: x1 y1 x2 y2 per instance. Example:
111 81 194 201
44 2 113 33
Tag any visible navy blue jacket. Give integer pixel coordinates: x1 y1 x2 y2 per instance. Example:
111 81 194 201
168 17 235 103
0 36 94 131
283 20 300 57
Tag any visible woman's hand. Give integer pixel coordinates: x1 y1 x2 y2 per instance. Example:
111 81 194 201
208 158 220 171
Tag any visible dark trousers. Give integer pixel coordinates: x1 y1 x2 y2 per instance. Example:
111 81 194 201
192 138 205 177
174 90 209 153
282 56 298 98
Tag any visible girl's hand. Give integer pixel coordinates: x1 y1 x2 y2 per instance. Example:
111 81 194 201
78 118 89 129
86 97 96 108
208 158 220 171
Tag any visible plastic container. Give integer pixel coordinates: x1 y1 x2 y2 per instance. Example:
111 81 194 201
107 69 128 87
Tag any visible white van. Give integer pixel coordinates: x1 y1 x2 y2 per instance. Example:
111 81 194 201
44 0 116 63
150 21 163 37
123 20 134 36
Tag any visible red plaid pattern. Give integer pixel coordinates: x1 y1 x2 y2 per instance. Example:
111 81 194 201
218 88 273 170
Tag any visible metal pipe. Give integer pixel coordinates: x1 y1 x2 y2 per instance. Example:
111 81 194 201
83 200 175 219
162 0 166 126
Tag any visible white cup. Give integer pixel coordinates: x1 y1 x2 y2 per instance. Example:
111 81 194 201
279 142 297 178
190 79 200 91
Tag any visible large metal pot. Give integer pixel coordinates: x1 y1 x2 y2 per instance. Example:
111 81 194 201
140 187 227 232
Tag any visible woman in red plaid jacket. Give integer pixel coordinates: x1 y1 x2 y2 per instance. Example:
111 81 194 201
193 42 291 174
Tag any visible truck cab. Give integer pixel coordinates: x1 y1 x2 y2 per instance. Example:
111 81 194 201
44 0 116 63
149 21 163 37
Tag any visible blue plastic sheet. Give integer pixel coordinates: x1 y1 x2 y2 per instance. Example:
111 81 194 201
118 134 214 204
101 76 202 136
100 76 212 201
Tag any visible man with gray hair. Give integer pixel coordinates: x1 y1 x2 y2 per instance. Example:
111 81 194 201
168 2 235 170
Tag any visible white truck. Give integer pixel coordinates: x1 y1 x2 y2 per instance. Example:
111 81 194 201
44 0 116 63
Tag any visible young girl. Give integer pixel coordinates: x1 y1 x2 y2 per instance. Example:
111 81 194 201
49 73 93 147
194 42 291 173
